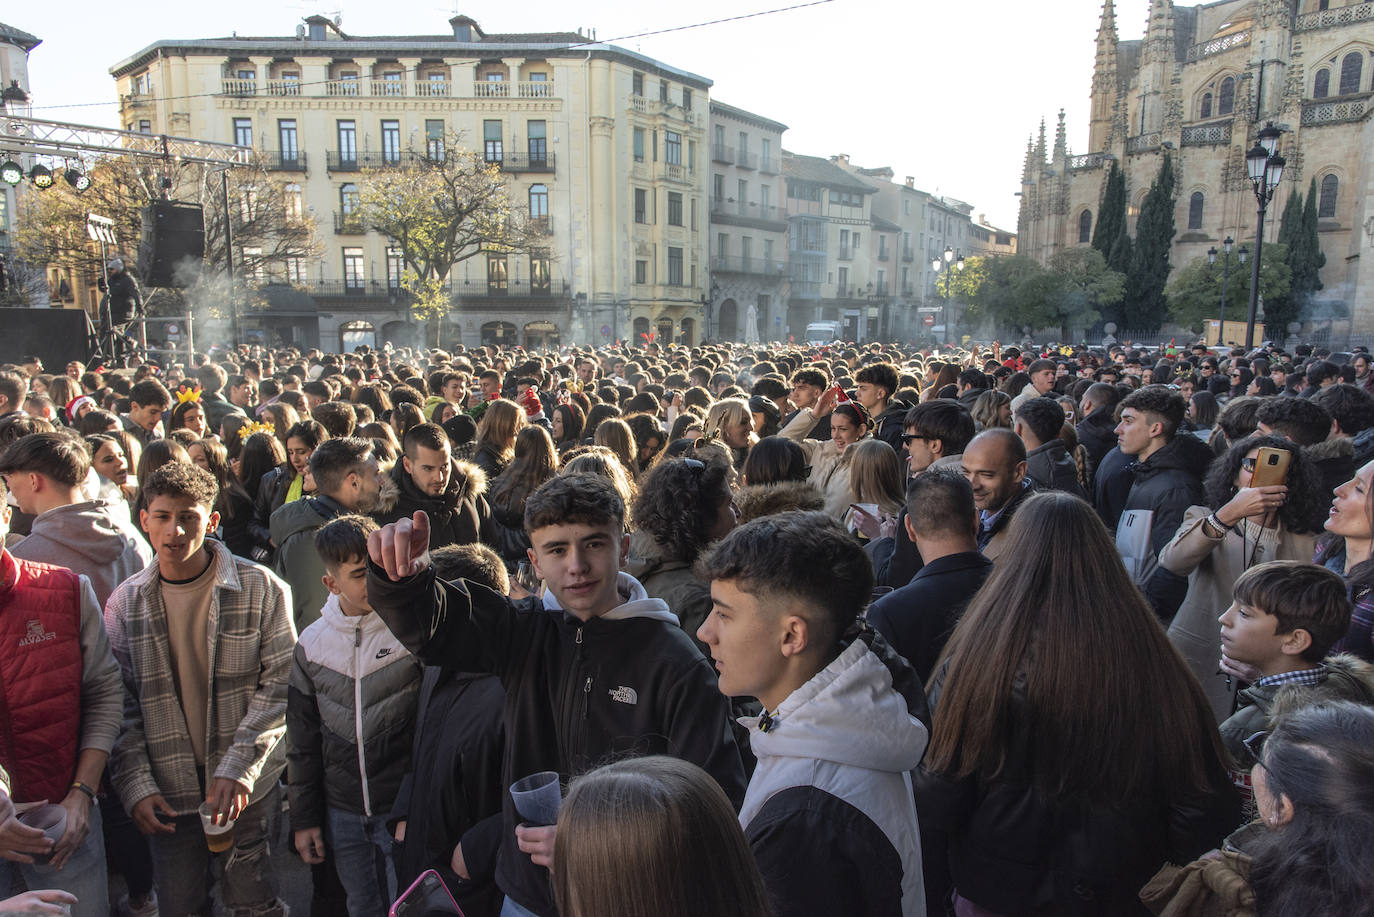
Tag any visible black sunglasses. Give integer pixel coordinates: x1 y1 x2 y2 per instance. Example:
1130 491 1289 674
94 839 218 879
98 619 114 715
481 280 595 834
900 433 927 445
1243 730 1268 761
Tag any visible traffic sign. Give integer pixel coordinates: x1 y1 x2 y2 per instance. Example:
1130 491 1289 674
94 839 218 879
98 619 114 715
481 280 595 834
923 314 935 327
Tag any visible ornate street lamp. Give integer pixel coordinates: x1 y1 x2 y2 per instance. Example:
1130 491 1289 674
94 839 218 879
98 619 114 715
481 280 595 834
1243 122 1285 349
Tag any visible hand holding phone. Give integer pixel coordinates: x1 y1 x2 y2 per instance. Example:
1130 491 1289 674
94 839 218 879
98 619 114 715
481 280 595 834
389 869 462 917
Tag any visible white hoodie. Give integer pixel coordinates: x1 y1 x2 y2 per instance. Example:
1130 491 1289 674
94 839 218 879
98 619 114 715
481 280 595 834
740 636 929 916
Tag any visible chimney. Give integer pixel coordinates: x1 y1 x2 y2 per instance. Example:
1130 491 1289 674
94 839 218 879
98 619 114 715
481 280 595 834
836 153 849 165
904 176 914 188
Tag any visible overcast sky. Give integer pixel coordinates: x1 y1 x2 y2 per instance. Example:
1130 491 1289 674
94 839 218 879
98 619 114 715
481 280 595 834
18 0 1156 229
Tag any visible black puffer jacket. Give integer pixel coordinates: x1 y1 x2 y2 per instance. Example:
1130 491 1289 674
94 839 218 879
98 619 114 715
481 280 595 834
1119 435 1214 619
251 465 294 560
916 669 1240 916
374 458 494 551
1076 408 1118 476
873 399 912 453
1026 439 1087 499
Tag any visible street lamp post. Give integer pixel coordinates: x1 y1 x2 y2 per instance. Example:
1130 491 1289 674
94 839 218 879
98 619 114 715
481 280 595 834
1243 122 1286 350
1206 235 1236 346
931 245 964 345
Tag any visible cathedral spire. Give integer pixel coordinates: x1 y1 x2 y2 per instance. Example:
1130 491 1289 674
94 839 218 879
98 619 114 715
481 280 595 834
1034 118 1047 168
1053 109 1068 162
1096 0 1118 51
1022 135 1036 183
1143 0 1176 66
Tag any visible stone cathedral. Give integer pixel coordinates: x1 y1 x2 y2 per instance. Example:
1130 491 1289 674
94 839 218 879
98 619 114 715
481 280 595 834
1018 0 1374 334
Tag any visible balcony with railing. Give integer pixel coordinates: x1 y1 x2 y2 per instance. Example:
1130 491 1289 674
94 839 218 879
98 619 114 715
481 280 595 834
265 79 302 96
758 156 778 175
326 151 409 171
712 144 734 164
415 80 451 97
453 277 567 300
837 246 854 261
663 163 691 184
1068 152 1109 171
627 95 697 123
221 78 257 97
1125 131 1163 154
878 249 890 262
310 280 403 300
709 198 787 226
902 247 915 262
735 151 757 170
263 150 307 172
1295 2 1373 31
499 152 556 173
1185 30 1250 61
121 90 155 108
475 80 556 99
711 256 787 277
790 280 821 299
1181 121 1232 146
333 211 366 234
1302 92 1372 126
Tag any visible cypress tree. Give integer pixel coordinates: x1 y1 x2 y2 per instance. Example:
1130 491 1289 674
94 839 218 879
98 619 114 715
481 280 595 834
1266 186 1305 333
1123 153 1176 331
1092 163 1125 259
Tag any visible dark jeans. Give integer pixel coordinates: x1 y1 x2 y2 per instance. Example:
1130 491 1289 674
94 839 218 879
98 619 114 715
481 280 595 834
101 770 155 898
148 783 285 917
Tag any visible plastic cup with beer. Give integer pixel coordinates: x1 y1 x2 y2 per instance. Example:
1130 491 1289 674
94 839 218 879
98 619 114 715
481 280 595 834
198 801 236 853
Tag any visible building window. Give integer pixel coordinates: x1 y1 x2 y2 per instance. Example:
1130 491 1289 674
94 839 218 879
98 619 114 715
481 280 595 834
738 131 749 159
659 79 669 102
717 233 728 258
1188 192 1204 230
665 131 682 166
634 188 648 224
274 122 298 169
691 198 697 231
531 256 551 294
879 235 889 259
668 192 683 226
1200 93 1213 118
381 120 401 164
337 120 357 165
233 118 253 147
241 247 264 284
340 183 360 214
635 260 647 284
632 71 644 96
633 128 645 162
761 138 772 171
343 247 365 290
1319 173 1339 218
1218 77 1235 116
529 184 548 219
1340 51 1363 95
667 247 683 285
1314 68 1330 98
284 184 302 220
484 120 503 163
682 88 692 110
487 254 508 294
1079 209 1092 243
386 247 404 291
284 257 305 284
426 120 445 161
528 121 547 165
713 173 725 201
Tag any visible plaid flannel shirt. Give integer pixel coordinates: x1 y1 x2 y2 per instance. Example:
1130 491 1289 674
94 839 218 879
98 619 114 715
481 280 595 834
105 539 297 815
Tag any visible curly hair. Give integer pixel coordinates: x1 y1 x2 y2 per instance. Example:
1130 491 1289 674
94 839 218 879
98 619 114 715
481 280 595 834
631 457 734 563
1204 434 1328 534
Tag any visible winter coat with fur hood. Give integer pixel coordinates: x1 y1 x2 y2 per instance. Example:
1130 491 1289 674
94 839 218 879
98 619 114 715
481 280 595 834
734 481 826 524
374 457 495 551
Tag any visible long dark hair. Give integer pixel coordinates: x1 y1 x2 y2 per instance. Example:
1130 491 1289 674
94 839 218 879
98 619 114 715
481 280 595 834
194 437 249 521
238 431 286 496
1249 701 1374 916
1205 434 1327 534
552 402 585 446
489 426 558 515
926 492 1230 801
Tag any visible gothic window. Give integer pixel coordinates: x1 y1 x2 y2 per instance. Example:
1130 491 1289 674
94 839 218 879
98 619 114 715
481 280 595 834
1188 192 1205 230
1314 68 1331 98
1218 77 1236 115
1078 209 1092 243
1319 174 1339 219
1339 52 1363 95
1200 93 1213 118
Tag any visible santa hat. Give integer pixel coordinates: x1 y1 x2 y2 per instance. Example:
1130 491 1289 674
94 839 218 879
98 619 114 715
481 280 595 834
65 395 96 419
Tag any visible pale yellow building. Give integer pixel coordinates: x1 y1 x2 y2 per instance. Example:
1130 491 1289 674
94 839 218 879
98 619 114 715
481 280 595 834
110 14 711 349
1020 0 1374 339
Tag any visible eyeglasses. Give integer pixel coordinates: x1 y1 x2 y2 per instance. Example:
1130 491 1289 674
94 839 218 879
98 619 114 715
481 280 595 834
1230 373 1242 379
900 433 928 445
1243 730 1268 762
1242 457 1257 472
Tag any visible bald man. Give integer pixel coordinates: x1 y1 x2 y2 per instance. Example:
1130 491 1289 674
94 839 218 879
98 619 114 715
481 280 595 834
960 429 1036 561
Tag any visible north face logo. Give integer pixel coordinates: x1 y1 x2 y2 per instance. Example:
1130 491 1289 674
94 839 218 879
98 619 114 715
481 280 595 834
17 620 56 647
608 686 638 705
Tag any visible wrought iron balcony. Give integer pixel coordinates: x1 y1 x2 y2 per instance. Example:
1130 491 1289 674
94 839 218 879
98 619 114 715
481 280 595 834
735 151 757 170
901 248 915 262
326 151 409 171
712 144 734 164
499 152 556 173
263 150 307 172
453 277 567 299
333 211 366 234
711 256 787 276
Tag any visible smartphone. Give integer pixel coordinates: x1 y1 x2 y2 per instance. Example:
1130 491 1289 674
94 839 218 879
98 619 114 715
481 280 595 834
1251 446 1292 488
389 869 463 917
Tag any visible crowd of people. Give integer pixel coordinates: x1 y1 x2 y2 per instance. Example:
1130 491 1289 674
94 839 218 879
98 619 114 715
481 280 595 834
0 335 1372 916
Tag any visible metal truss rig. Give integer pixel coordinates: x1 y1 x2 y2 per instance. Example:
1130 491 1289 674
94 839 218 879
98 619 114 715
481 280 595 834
1 115 251 167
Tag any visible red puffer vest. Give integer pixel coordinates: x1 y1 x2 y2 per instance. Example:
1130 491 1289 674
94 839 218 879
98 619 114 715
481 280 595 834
0 551 83 803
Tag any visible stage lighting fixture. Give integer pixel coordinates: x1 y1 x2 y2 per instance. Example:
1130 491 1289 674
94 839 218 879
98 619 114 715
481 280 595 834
65 167 91 192
0 160 20 186
29 164 54 189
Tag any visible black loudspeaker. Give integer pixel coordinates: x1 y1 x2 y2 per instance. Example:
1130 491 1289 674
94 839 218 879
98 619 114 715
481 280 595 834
138 201 205 289
0 308 90 369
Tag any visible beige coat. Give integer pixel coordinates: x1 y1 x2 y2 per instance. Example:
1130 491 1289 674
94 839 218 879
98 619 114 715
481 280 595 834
1161 505 1318 721
778 408 865 520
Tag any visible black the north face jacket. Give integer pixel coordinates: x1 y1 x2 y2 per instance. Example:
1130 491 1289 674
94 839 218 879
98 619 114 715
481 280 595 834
368 565 746 917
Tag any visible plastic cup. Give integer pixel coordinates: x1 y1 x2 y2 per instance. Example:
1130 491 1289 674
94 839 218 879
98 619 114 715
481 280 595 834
198 802 235 853
18 804 66 865
510 771 562 826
